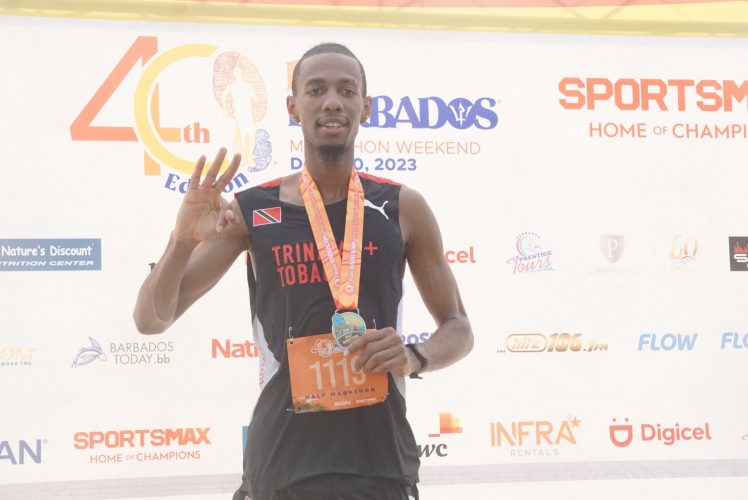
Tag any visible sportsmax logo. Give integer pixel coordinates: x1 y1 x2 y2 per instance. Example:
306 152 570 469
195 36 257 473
73 428 211 449
559 78 748 111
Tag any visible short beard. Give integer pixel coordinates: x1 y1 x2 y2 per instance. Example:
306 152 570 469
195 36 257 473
317 144 347 163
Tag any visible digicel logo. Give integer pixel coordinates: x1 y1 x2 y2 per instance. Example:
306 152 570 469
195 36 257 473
559 78 748 112
73 428 211 449
444 246 476 264
609 418 712 448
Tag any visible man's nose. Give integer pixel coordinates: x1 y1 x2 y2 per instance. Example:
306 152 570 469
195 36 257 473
322 94 343 112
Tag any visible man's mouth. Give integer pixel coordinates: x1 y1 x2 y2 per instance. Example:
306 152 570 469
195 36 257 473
318 117 348 130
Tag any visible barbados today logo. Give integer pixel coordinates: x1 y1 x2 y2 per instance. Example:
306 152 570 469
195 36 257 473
71 337 106 367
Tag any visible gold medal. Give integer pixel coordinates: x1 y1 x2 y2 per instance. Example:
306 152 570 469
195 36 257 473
332 311 366 348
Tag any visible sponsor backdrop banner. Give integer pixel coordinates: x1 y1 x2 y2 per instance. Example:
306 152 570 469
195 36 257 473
1 5 747 500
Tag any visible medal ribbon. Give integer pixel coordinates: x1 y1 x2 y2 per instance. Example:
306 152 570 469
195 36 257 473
300 166 364 311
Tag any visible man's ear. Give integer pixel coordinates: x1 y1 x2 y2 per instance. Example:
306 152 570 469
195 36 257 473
287 95 298 122
361 95 372 123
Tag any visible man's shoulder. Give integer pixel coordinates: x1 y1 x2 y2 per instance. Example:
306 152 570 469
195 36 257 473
359 171 402 187
235 176 283 204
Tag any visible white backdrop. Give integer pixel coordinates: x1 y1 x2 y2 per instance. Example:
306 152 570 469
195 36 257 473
1 13 747 499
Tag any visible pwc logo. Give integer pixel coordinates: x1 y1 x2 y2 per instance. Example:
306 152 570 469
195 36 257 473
417 412 462 459
609 418 713 448
559 77 748 112
71 36 272 191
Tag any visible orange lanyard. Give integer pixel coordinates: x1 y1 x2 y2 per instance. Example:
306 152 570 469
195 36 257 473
299 166 365 311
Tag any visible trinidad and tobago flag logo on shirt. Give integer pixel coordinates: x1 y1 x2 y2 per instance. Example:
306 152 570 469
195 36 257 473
253 207 282 227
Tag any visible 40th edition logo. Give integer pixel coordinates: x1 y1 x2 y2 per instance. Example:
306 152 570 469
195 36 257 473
70 36 272 192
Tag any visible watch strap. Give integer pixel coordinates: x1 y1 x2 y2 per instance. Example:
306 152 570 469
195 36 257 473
405 343 428 379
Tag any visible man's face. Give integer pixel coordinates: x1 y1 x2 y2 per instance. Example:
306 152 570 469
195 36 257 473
287 53 371 159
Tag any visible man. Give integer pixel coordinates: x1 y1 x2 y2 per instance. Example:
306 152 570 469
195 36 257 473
134 42 473 500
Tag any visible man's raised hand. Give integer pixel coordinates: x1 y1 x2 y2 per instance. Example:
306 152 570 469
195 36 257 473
174 148 242 243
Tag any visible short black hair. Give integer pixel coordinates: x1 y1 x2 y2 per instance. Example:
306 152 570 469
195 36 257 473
291 42 367 97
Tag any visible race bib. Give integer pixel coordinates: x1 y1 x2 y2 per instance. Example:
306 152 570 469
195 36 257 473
287 332 387 413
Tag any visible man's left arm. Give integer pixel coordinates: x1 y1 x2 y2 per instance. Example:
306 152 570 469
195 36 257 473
347 185 473 377
398 185 473 374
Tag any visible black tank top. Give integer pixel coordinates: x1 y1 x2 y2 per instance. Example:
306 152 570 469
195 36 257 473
234 172 419 494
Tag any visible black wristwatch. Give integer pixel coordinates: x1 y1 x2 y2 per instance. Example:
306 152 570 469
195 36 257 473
405 343 428 379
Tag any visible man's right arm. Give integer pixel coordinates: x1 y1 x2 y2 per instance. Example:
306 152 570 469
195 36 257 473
133 148 249 334
133 213 248 334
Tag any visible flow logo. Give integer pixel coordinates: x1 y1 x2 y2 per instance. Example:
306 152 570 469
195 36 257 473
638 333 698 352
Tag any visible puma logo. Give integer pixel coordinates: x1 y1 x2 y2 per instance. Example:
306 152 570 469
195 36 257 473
364 199 389 220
